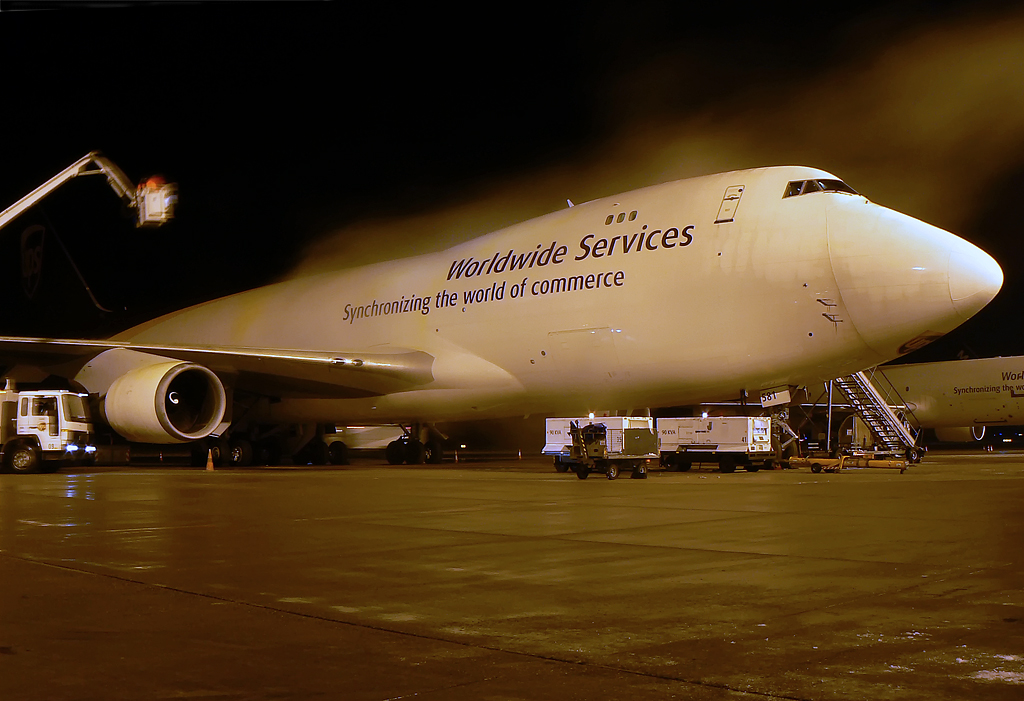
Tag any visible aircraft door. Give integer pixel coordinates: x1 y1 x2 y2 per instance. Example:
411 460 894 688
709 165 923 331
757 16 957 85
715 185 745 224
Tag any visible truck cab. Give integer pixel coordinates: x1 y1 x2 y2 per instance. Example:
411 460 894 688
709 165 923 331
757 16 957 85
1 388 95 473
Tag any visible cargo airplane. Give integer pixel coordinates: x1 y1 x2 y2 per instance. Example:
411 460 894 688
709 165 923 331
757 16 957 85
882 356 1024 442
0 166 1004 468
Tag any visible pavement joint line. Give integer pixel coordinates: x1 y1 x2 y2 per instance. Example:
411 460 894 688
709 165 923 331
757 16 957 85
2 551 812 701
316 519 981 568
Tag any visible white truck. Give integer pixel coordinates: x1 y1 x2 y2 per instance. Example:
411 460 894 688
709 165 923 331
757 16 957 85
543 416 658 480
658 416 773 472
0 385 96 473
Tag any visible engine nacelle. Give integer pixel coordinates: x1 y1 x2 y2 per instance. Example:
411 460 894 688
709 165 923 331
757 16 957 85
933 426 985 443
103 361 227 443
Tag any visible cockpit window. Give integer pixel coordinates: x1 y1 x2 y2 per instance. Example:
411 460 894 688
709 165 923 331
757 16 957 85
783 179 859 198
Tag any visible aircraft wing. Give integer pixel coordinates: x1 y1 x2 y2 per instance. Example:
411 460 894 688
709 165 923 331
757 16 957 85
0 336 435 398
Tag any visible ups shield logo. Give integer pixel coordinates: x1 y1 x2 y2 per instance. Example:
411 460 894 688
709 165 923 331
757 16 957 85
21 224 45 300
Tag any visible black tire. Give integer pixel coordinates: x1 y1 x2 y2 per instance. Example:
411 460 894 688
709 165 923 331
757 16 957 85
719 458 736 474
631 464 648 479
906 447 921 464
811 463 823 473
404 439 426 465
746 462 760 473
677 460 691 472
554 458 570 473
5 441 42 474
385 440 405 465
424 438 444 464
606 463 618 480
211 437 230 467
256 439 283 466
328 440 349 465
575 466 590 480
311 439 330 465
229 438 253 467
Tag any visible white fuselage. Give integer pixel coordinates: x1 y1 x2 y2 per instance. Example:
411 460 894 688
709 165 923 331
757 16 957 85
882 357 1024 428
82 166 1002 426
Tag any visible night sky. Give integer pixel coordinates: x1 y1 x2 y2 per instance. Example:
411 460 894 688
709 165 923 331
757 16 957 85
3 1 1024 362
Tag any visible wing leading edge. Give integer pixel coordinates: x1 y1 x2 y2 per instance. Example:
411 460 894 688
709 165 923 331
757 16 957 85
0 336 435 398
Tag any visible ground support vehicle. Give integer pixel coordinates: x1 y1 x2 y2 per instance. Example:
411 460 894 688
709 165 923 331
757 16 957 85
0 385 95 473
658 416 774 472
543 416 658 480
789 453 908 473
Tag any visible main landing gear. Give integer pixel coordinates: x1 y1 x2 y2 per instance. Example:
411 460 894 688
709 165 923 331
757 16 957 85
386 424 445 465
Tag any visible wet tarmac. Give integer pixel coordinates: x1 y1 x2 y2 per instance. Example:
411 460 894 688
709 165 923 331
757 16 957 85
2 453 1023 700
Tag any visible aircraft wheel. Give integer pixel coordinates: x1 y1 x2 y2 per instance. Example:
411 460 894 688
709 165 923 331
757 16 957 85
575 466 590 480
256 439 283 466
424 438 444 464
405 439 426 465
211 437 230 467
4 441 42 474
229 438 253 467
310 439 330 465
606 463 618 480
328 440 349 465
385 440 405 465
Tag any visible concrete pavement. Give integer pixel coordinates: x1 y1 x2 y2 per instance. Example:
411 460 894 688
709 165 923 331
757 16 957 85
2 454 1023 700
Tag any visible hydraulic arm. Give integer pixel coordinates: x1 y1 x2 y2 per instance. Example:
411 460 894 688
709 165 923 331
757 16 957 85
0 151 177 231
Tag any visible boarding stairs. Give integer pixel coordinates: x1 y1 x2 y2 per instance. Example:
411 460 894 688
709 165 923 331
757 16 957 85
834 370 921 459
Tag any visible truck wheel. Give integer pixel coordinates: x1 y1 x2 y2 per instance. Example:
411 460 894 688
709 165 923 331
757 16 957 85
719 458 736 473
606 464 618 480
746 462 760 473
631 464 648 479
554 457 570 473
811 463 823 473
575 466 590 480
677 460 691 472
5 442 42 474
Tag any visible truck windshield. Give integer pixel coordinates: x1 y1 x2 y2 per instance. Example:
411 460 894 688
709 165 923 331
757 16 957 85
61 394 90 423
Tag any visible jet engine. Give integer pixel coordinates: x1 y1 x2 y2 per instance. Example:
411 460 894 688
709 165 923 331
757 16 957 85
102 361 227 443
933 426 985 443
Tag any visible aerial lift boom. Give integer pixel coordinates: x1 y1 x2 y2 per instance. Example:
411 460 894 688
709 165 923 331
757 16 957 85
0 151 177 231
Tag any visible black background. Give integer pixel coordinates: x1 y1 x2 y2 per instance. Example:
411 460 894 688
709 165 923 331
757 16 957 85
2 1 1023 361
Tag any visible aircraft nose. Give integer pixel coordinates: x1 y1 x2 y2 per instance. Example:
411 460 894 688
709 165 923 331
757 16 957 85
948 237 1004 320
827 204 1002 358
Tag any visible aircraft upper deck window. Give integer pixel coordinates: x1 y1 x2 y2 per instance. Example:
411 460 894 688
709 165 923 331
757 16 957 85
784 179 859 198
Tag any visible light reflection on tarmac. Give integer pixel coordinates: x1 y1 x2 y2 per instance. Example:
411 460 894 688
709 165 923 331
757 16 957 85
2 453 1023 700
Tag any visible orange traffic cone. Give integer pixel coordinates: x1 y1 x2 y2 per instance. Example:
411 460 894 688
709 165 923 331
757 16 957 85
206 449 214 471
